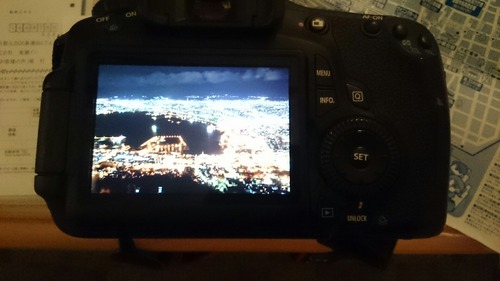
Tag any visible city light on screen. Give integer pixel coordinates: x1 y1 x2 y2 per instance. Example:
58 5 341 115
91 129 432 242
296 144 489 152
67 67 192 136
92 65 291 195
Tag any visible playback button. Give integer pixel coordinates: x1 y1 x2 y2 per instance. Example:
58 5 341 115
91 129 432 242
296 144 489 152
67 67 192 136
321 207 334 218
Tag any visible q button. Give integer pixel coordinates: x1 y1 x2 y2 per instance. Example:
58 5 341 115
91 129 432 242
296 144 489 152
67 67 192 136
347 83 369 109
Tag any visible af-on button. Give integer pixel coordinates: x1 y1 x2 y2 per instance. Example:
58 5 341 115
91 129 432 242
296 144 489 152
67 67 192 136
362 20 382 36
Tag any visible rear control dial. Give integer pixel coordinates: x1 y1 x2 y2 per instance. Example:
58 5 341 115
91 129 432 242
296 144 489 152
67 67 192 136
320 117 400 196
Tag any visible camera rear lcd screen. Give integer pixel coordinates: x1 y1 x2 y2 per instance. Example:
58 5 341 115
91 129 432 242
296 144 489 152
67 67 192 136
92 65 290 195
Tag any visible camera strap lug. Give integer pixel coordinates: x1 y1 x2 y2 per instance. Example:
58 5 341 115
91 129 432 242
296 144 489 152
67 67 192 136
317 235 397 268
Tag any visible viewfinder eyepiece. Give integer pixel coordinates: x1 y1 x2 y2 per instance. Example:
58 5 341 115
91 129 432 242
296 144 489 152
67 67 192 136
136 0 284 28
191 0 232 21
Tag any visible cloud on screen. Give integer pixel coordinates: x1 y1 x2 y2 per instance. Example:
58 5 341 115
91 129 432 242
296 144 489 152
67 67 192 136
98 65 289 99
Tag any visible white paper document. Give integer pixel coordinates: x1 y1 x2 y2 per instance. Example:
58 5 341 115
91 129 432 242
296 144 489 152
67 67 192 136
0 0 93 194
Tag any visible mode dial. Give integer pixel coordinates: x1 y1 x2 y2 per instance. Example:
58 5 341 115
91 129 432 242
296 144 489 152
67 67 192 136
92 0 138 16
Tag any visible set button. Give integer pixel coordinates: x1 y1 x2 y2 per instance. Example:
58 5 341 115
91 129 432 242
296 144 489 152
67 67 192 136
330 128 390 185
351 146 371 169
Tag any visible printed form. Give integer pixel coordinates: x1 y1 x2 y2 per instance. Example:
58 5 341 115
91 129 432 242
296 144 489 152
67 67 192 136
0 0 93 194
1 0 499 252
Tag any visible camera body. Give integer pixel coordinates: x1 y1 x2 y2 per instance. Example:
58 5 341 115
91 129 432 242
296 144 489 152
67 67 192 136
35 0 450 242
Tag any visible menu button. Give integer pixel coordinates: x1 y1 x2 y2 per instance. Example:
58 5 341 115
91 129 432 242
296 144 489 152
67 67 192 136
316 69 331 77
315 55 334 86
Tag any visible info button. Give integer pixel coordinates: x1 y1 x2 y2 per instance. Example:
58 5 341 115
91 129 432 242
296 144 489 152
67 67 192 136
316 89 337 116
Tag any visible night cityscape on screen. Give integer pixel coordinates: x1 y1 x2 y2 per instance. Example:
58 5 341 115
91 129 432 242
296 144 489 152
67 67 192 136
92 65 291 195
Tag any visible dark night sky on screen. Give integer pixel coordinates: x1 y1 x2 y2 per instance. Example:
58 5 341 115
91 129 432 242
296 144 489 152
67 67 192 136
97 65 289 100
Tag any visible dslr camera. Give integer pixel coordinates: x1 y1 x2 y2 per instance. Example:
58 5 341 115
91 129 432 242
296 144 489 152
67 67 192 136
36 0 450 249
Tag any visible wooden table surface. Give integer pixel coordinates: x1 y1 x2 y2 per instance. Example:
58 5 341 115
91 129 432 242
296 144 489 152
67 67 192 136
0 196 494 254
